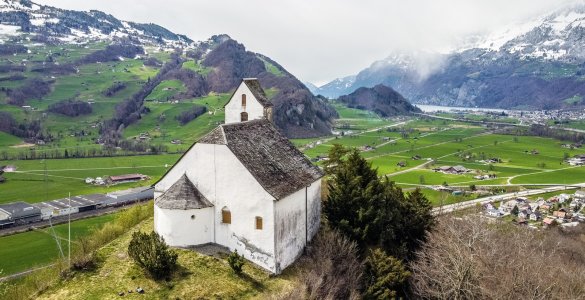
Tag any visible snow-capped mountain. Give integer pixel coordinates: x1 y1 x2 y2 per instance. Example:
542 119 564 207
313 75 355 96
0 0 192 47
318 3 585 109
468 3 585 62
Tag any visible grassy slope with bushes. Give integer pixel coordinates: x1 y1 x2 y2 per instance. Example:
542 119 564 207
3 215 297 299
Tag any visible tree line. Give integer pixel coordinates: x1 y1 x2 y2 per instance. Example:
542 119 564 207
502 124 585 144
0 143 175 161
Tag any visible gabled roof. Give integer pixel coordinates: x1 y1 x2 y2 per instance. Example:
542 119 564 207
155 174 213 210
198 126 226 145
225 78 273 108
217 119 322 199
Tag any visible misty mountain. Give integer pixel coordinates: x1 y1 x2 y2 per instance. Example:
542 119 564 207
303 81 318 94
317 4 585 110
337 84 420 117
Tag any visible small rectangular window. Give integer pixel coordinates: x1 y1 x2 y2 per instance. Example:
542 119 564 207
255 216 263 230
242 94 246 107
222 210 231 224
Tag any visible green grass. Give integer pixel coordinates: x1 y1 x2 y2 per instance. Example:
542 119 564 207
0 213 117 276
182 60 213 76
0 43 163 153
0 132 22 148
0 154 179 204
258 57 284 77
563 95 583 105
33 218 296 300
145 79 186 101
554 120 585 131
123 93 230 150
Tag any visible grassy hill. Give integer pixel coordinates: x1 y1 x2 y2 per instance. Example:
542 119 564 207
4 212 297 300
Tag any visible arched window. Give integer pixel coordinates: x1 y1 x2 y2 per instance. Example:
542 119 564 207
241 112 248 122
221 207 231 224
241 94 246 107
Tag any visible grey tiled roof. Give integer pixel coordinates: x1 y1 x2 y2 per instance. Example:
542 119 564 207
243 78 273 107
198 126 226 145
219 119 322 199
156 174 213 209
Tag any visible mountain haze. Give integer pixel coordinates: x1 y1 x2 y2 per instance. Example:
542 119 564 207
316 4 585 110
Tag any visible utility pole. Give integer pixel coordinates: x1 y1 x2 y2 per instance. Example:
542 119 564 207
68 192 71 268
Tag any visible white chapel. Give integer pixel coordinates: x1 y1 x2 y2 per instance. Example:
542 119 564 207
153 78 323 274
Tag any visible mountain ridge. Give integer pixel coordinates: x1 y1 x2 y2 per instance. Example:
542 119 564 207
337 84 421 117
0 0 337 143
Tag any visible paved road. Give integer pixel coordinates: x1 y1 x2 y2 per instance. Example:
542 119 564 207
432 184 585 215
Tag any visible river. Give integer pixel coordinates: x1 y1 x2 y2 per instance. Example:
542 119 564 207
415 104 512 113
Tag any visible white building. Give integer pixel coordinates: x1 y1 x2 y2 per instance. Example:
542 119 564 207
154 79 322 274
224 78 273 124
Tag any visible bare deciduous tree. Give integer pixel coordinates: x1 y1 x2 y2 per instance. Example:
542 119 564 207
409 217 585 300
281 228 363 300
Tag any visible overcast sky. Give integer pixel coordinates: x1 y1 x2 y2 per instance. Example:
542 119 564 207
36 0 577 85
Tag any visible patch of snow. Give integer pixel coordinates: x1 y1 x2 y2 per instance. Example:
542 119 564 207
0 24 21 36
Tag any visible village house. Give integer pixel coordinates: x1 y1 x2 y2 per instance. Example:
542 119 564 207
553 210 567 219
153 79 322 274
518 209 532 219
434 165 470 174
530 211 542 221
2 165 17 172
486 208 502 217
543 217 555 226
567 155 585 166
574 190 585 200
106 174 148 185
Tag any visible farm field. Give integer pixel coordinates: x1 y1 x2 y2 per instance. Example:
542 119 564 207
3 96 585 208
0 154 179 204
295 112 585 205
0 212 117 276
123 93 230 151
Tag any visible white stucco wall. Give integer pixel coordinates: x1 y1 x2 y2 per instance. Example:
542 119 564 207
154 143 278 272
224 82 266 124
154 206 213 247
274 179 321 273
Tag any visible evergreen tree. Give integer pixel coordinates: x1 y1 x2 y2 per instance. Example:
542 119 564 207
227 250 245 275
511 205 519 216
324 149 384 247
364 248 410 300
128 231 178 280
323 143 349 175
325 149 435 260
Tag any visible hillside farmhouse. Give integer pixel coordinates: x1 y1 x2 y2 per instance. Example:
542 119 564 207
153 78 322 274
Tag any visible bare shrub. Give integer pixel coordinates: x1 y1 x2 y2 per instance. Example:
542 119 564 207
282 228 363 300
409 217 585 300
